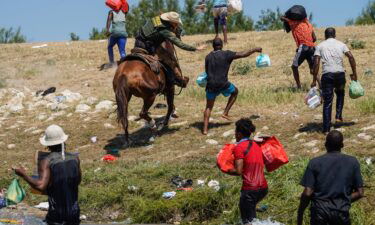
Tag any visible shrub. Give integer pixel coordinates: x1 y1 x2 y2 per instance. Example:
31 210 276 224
0 27 26 43
231 61 254 76
346 39 366 49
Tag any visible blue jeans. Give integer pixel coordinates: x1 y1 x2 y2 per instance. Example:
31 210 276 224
108 36 127 63
321 72 346 132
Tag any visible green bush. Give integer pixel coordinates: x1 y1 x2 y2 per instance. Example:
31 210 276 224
357 97 375 114
348 39 366 49
232 61 253 76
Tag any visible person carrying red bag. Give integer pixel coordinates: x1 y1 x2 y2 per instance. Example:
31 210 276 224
228 118 268 225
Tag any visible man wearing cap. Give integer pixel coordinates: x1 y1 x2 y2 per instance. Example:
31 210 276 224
13 125 81 225
135 11 205 87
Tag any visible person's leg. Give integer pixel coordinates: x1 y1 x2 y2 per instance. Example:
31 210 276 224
239 190 257 225
292 66 301 89
107 36 116 64
334 73 346 122
321 73 334 133
220 9 228 43
239 190 257 224
213 8 219 38
214 17 219 39
117 37 127 61
310 207 330 225
203 94 216 135
222 84 238 120
292 46 304 89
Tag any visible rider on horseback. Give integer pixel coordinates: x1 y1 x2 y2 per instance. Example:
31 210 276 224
135 11 205 87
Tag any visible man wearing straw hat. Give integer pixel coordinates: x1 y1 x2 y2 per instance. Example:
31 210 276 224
134 11 206 87
13 125 81 225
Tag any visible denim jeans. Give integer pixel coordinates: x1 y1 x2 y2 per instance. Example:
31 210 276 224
321 72 346 132
108 36 127 63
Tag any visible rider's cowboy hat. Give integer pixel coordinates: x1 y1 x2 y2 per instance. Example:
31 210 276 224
160 12 183 25
40 124 68 146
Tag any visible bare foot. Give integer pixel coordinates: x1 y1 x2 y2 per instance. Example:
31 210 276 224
221 115 232 121
202 130 208 135
171 113 179 119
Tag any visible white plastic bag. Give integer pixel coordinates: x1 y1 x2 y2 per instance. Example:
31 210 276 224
304 87 322 109
196 72 208 87
256 54 271 68
228 0 243 14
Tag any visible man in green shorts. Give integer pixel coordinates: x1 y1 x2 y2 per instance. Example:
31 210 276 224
203 38 262 135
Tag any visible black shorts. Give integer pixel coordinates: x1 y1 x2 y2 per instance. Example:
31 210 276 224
239 189 268 224
311 207 351 225
292 45 315 69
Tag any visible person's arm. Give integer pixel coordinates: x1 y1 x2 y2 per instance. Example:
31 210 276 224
297 187 314 225
351 159 364 203
351 187 364 203
228 159 244 176
312 31 317 43
160 30 197 51
13 159 51 193
311 55 321 88
345 51 357 81
233 47 262 60
106 11 113 37
77 157 82 185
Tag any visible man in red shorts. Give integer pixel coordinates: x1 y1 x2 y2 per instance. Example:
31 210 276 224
229 118 268 224
281 16 317 89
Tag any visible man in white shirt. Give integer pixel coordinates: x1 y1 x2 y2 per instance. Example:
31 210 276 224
311 27 358 133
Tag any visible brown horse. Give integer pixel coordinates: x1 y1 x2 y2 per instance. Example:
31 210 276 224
113 42 188 145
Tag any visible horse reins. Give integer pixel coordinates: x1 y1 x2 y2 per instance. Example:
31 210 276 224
172 44 184 96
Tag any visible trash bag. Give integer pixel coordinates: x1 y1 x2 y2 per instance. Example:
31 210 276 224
6 179 26 205
228 0 243 14
304 87 322 109
258 137 289 172
106 0 128 12
349 81 365 99
285 5 307 21
216 144 236 173
256 54 271 68
106 0 122 11
196 72 208 87
121 0 129 13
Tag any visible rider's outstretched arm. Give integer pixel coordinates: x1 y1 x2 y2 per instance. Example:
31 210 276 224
160 30 197 51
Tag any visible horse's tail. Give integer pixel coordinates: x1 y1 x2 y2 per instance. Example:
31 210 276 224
115 75 129 141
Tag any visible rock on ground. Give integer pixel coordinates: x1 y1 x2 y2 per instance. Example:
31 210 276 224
303 140 319 148
358 133 373 141
104 123 115 129
361 124 375 131
206 139 218 145
223 129 235 137
61 90 82 102
95 100 114 111
75 104 91 113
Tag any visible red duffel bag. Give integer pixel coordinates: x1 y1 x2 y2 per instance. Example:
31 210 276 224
121 0 129 13
106 0 123 11
258 136 289 172
217 144 236 173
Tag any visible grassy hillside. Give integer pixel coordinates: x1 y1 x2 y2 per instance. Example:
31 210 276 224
0 26 375 224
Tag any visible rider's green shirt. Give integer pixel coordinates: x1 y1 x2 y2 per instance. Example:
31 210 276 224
141 16 196 51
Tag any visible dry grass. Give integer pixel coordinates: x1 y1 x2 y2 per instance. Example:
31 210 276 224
0 26 375 224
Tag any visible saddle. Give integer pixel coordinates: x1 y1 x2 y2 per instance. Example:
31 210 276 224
122 48 162 74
